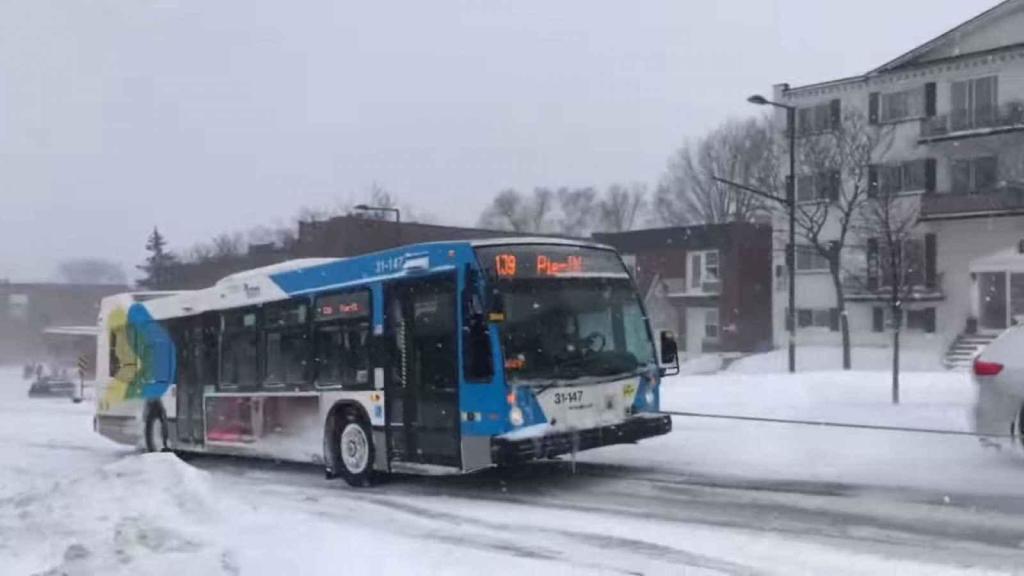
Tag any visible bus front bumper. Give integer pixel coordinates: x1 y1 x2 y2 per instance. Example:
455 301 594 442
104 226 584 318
491 413 672 465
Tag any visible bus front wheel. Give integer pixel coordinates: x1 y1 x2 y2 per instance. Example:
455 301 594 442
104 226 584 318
331 409 376 487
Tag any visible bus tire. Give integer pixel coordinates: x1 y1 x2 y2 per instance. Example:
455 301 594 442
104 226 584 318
333 407 374 483
331 408 375 488
144 404 168 453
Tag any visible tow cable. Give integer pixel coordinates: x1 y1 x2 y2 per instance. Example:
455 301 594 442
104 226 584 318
660 410 1018 439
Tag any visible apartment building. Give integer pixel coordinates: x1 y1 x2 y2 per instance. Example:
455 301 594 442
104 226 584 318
768 0 1024 363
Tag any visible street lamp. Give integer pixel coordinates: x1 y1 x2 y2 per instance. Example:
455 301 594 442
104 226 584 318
748 93 797 374
353 204 401 224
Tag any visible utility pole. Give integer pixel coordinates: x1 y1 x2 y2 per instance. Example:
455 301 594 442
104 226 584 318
712 94 798 373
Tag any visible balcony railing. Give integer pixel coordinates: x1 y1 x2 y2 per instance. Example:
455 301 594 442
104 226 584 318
920 101 1024 141
919 185 1024 220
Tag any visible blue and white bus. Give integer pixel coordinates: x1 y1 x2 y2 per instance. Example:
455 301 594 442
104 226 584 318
94 238 676 486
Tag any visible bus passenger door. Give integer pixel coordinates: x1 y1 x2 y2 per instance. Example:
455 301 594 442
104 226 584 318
176 316 211 445
387 274 461 467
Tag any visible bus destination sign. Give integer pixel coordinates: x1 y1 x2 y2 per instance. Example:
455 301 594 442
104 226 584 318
477 245 626 280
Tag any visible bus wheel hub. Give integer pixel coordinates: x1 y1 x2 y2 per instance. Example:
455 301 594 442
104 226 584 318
341 424 368 471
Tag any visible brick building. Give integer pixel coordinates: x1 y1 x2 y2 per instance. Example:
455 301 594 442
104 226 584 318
595 222 773 357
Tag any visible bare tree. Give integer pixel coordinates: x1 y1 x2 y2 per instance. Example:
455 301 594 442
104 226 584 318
855 184 922 402
182 243 215 263
478 188 526 231
55 258 127 285
556 187 598 236
246 224 297 249
597 183 647 232
296 205 334 224
786 109 896 370
656 117 778 225
478 188 556 232
351 182 401 221
210 233 246 260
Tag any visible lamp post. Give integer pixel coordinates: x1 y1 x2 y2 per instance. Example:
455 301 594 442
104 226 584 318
748 94 797 374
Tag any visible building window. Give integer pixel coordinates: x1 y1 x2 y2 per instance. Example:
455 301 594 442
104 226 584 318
879 87 925 123
877 238 925 288
688 250 720 292
795 246 829 272
7 294 28 320
796 171 839 203
876 160 927 194
906 308 936 333
797 99 840 134
951 156 998 194
951 76 998 131
787 307 838 331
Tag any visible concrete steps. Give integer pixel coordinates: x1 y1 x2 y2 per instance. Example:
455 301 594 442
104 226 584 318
943 333 998 369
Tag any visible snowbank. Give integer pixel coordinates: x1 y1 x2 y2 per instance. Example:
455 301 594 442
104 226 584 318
0 454 227 575
0 451 572 575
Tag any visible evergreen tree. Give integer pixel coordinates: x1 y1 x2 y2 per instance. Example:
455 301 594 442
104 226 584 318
137 227 178 289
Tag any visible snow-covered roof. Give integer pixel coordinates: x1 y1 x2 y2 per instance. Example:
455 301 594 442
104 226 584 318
215 258 342 286
469 237 611 250
869 0 1023 74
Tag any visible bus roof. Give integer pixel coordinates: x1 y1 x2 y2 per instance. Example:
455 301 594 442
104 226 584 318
108 237 616 321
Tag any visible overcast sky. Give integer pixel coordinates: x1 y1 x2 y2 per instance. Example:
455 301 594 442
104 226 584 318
0 0 997 282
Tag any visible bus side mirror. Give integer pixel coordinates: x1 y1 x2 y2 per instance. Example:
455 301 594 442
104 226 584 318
487 291 506 323
659 331 680 376
465 290 495 381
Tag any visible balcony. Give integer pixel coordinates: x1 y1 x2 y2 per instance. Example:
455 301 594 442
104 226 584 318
920 101 1024 143
919 185 1024 221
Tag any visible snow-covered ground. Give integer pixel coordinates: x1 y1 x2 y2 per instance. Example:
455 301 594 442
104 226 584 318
3 360 1024 574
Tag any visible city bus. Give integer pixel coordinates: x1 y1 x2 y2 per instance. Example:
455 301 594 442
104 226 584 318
93 238 676 486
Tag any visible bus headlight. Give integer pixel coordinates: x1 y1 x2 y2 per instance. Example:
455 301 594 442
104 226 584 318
644 389 655 406
509 406 524 427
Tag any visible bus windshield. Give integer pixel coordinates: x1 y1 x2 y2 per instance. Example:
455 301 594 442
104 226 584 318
476 244 656 384
497 277 656 383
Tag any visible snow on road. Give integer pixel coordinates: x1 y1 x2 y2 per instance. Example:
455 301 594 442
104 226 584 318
613 367 1024 497
3 364 1024 574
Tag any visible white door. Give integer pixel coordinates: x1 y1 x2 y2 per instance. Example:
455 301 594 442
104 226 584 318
685 308 718 356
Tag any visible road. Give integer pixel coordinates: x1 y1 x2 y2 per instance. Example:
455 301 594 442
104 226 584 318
185 444 1024 574
3 370 1024 574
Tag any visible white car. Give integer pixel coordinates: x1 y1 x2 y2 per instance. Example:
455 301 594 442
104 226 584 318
973 326 1024 446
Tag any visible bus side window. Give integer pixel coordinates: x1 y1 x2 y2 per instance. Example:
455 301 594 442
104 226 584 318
313 320 371 389
262 299 310 388
463 274 493 382
220 308 260 389
109 330 120 377
312 290 372 390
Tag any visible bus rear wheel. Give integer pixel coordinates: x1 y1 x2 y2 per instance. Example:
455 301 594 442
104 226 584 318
332 409 375 487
